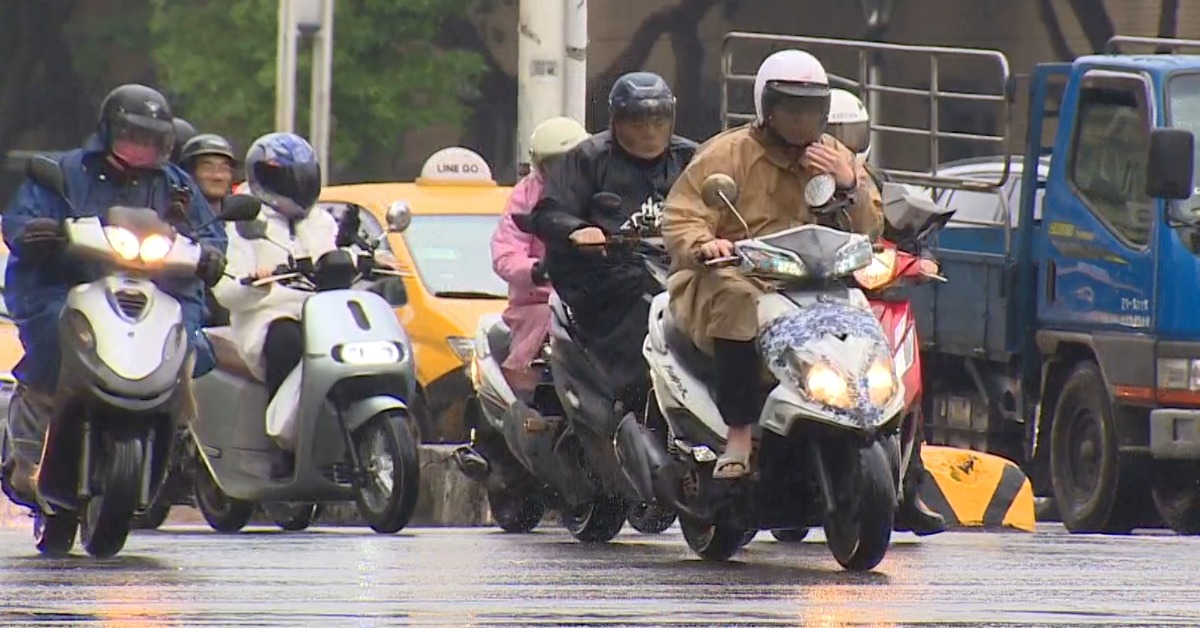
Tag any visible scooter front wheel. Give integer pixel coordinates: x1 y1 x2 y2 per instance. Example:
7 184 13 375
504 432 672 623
34 510 78 557
627 502 676 534
822 440 896 572
266 502 321 531
353 412 420 534
80 432 143 558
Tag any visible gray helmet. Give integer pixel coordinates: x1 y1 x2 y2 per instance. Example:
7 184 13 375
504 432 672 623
179 133 236 171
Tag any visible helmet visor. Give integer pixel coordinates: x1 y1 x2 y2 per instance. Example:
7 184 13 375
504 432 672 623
829 120 870 154
251 159 321 218
111 114 174 169
612 97 675 124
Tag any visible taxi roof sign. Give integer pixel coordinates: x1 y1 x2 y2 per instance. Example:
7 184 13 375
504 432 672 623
417 147 495 187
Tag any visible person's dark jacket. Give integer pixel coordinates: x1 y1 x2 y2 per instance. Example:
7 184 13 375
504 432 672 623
528 130 697 324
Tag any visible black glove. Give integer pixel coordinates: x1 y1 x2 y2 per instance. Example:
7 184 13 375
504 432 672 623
17 218 66 261
196 244 227 287
531 260 549 286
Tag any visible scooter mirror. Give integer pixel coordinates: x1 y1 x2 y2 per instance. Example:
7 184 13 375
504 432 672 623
218 194 263 222
386 201 412 233
234 218 269 241
804 173 836 208
700 174 738 208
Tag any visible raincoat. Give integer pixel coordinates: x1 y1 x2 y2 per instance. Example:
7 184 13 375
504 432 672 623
662 125 883 354
491 173 551 373
1 135 227 392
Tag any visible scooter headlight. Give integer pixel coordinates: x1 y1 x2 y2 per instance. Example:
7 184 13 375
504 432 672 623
139 233 173 263
334 341 402 365
865 356 897 407
805 363 853 409
104 226 141 261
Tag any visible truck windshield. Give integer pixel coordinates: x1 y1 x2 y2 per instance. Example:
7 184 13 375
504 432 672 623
1168 73 1200 222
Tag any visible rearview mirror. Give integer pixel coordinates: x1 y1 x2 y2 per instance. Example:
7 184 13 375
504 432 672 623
25 155 67 199
1147 128 1195 200
700 174 738 208
234 219 268 241
386 201 412 233
880 183 957 253
218 195 263 222
591 192 623 212
805 173 837 208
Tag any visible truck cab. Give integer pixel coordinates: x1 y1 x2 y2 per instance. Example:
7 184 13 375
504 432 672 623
720 33 1199 534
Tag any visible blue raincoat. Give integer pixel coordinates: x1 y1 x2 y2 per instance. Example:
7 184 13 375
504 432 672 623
1 135 228 392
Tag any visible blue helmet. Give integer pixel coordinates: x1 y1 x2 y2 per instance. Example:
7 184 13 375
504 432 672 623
245 132 321 220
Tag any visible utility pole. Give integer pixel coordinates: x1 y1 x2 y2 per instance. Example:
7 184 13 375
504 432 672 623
563 0 588 125
516 0 565 172
275 0 335 185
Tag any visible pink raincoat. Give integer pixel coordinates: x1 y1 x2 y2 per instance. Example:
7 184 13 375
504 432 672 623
491 173 552 375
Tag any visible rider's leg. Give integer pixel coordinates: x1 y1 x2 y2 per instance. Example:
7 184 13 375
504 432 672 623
263 318 304 401
4 383 56 501
713 338 759 479
895 418 947 535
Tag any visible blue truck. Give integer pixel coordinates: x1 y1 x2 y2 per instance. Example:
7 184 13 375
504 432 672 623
721 33 1200 534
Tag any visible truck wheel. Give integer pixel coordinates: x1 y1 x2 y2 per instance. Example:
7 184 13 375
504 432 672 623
1152 461 1200 535
1050 362 1146 533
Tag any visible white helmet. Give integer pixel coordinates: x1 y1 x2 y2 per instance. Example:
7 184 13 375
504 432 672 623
530 116 589 170
827 88 871 158
752 49 831 124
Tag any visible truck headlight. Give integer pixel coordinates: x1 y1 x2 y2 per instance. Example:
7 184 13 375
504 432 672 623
1157 358 1200 390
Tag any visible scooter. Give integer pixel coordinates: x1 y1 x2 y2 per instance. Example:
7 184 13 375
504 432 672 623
628 174 929 571
768 183 956 544
0 157 261 557
454 193 676 541
189 203 420 535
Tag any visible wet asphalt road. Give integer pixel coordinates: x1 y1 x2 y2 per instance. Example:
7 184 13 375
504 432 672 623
0 522 1198 627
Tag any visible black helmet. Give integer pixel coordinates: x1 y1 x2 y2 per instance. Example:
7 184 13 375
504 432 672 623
170 118 198 164
179 133 236 171
608 72 676 122
98 84 175 170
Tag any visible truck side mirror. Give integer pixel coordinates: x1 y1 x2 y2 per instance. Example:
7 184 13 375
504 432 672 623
1146 128 1195 200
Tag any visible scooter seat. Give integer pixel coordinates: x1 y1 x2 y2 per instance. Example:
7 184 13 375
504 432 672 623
486 320 512 367
205 326 261 382
661 308 715 385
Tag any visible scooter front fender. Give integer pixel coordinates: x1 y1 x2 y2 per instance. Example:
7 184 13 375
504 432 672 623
343 395 408 433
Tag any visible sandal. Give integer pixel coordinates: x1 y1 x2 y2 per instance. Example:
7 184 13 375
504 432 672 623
713 448 751 480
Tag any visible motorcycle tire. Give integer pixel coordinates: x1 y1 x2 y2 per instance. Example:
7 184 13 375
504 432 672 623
80 432 143 558
131 499 171 531
193 464 254 534
268 502 321 531
34 510 77 557
627 502 676 534
823 440 895 572
679 513 746 561
771 528 809 543
487 486 546 533
562 495 627 543
352 412 420 534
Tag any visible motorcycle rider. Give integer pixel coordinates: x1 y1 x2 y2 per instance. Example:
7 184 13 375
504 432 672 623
492 116 590 400
169 117 198 165
210 133 336 466
0 84 228 504
661 50 946 535
528 72 698 410
179 133 239 326
827 88 892 190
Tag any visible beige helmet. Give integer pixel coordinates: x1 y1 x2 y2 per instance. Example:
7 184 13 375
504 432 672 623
827 88 871 159
529 116 589 171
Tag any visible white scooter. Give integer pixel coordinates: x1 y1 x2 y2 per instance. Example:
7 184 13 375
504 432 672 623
632 174 910 571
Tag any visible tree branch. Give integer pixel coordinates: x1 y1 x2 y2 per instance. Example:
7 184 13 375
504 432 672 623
1158 0 1181 39
1064 0 1115 54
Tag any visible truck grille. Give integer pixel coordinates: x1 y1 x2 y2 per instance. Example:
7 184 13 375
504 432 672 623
114 289 148 319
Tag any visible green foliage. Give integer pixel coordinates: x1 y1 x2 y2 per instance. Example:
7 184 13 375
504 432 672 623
149 0 485 180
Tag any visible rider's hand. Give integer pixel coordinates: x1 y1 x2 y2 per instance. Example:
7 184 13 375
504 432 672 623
568 226 606 247
803 143 856 189
373 250 397 270
531 260 550 286
19 218 64 245
250 266 278 280
698 239 735 261
196 244 227 287
918 258 940 276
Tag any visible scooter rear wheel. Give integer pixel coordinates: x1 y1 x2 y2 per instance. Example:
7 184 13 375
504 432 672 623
562 495 627 543
267 502 320 531
679 513 746 561
627 502 676 534
193 465 254 534
34 510 78 557
353 412 420 534
771 528 809 543
80 433 142 558
487 486 545 533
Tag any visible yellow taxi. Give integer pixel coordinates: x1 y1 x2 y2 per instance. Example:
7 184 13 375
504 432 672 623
317 148 511 442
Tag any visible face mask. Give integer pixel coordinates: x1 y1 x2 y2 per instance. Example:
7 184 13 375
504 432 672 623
112 140 162 169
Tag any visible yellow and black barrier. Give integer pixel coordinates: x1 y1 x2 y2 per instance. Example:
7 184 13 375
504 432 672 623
917 445 1036 532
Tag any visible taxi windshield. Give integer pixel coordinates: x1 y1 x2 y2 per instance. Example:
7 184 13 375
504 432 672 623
402 214 507 299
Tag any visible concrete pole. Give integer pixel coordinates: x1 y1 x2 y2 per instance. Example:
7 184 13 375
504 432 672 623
867 62 881 167
516 0 565 171
309 0 334 185
563 0 588 126
275 0 298 133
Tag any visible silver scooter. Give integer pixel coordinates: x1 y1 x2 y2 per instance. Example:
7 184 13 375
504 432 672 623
190 204 420 534
0 157 261 558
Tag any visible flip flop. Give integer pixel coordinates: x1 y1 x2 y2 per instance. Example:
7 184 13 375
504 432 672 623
713 449 751 480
